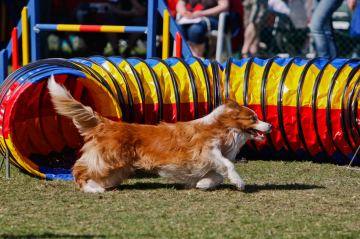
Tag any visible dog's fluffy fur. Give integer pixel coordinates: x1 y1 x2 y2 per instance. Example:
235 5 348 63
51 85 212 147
48 75 272 193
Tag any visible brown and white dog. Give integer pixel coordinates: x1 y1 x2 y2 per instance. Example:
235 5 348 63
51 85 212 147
48 75 272 193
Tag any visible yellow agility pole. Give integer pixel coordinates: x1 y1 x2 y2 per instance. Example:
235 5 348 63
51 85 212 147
21 7 29 65
162 10 170 60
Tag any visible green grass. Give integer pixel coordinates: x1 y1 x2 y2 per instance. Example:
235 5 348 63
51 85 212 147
1 160 360 238
7 66 13 75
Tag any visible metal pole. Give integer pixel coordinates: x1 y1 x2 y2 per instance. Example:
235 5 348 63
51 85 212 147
6 149 10 178
29 0 40 62
11 27 20 71
146 0 158 58
176 32 182 58
346 145 360 171
157 0 192 58
21 7 30 65
0 49 8 84
162 10 170 60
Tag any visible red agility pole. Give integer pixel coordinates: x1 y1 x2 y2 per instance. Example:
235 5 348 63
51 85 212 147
176 32 182 58
11 27 20 71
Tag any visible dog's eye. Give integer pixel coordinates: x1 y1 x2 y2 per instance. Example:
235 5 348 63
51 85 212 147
251 117 256 121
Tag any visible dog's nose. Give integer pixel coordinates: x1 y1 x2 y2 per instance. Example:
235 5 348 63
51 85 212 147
269 124 273 129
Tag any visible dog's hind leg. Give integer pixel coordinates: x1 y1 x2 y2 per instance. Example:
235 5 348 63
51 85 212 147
72 163 106 193
79 166 133 193
196 170 224 190
96 166 134 190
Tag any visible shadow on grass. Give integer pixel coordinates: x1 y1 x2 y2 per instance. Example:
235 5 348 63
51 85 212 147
132 170 159 179
235 183 324 193
115 182 324 192
0 234 104 238
116 182 185 191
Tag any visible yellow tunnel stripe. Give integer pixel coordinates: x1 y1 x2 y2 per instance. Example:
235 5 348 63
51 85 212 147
248 62 267 105
317 64 339 110
331 65 358 110
133 62 159 104
283 63 306 107
188 61 207 104
152 62 176 105
117 61 143 105
300 64 321 107
102 61 129 105
265 62 287 106
6 134 45 178
77 75 122 120
205 63 214 106
170 62 193 103
227 62 247 106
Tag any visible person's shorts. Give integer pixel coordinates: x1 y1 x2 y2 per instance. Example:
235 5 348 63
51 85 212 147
242 0 268 27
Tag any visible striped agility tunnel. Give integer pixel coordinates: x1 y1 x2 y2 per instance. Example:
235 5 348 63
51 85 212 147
1 56 360 180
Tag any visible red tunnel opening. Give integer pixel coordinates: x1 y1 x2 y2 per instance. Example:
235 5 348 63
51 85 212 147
10 75 97 169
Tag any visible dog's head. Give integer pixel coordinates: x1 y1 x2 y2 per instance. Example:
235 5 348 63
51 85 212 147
221 99 273 141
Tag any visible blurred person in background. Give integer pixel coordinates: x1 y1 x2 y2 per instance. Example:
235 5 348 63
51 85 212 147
104 0 147 56
241 0 268 58
176 0 230 58
310 0 358 59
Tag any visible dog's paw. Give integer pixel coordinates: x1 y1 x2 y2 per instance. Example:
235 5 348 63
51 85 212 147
230 176 245 191
83 187 105 193
82 179 106 193
236 183 245 191
234 178 245 191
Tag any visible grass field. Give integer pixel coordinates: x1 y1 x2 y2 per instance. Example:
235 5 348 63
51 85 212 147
1 160 360 238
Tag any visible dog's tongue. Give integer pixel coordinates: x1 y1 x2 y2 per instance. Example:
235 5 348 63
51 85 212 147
255 130 265 140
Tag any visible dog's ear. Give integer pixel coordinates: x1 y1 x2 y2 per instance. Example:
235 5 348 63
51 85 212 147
224 98 239 109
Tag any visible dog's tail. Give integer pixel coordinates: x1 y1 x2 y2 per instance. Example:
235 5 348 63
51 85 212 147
47 75 103 135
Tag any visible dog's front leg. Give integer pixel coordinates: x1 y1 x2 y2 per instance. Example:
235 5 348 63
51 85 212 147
213 150 245 191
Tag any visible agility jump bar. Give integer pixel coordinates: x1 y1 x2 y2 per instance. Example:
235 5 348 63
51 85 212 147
2 56 360 181
34 24 148 33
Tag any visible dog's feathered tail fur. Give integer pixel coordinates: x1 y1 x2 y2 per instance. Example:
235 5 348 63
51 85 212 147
47 75 103 135
48 75 113 190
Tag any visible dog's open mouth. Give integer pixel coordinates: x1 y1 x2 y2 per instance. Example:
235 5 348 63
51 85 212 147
246 129 265 141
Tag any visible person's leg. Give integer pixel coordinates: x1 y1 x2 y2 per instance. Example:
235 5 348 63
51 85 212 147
187 42 206 58
249 37 259 54
242 22 257 56
229 11 242 37
177 24 188 40
241 0 267 57
187 17 219 57
177 24 198 56
106 33 120 54
241 0 252 57
123 16 147 56
122 33 142 56
104 12 127 54
310 0 343 59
